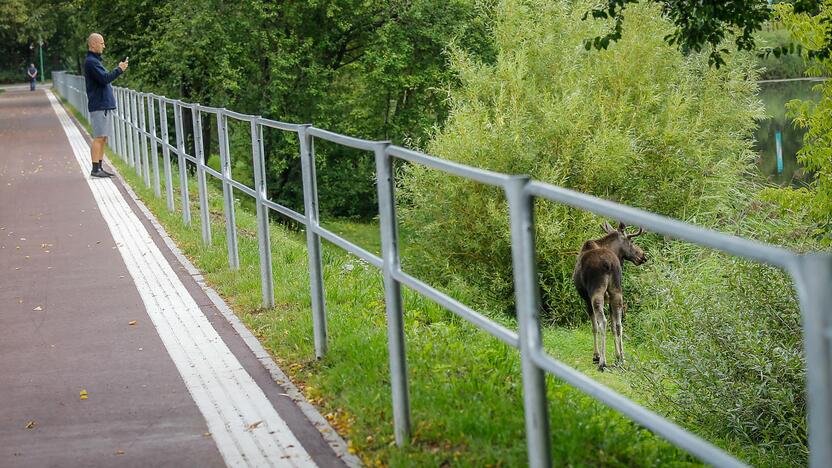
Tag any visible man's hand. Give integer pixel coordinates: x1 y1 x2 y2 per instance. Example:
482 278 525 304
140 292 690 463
118 60 128 72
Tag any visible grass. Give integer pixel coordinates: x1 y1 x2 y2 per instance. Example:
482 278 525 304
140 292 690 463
58 93 712 466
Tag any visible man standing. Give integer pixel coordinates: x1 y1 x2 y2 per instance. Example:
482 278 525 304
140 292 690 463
27 64 38 91
84 33 128 178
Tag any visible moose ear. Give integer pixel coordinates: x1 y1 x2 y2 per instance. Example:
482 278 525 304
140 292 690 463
617 222 626 232
601 221 614 234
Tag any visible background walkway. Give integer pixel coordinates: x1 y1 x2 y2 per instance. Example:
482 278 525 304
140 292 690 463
0 89 348 467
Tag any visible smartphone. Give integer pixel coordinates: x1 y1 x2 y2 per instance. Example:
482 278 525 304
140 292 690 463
122 56 129 62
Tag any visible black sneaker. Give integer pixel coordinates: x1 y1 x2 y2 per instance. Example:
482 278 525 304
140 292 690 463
91 168 112 178
99 165 115 177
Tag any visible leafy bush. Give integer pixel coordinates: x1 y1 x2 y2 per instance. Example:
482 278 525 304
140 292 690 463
400 0 764 323
628 213 812 464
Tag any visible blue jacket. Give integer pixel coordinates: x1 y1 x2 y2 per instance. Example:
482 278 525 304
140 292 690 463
84 51 123 112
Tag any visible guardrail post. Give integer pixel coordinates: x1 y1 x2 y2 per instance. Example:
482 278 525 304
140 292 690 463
82 77 89 122
132 92 142 177
506 176 552 468
297 125 328 358
192 108 211 245
373 143 412 446
790 254 832 468
159 101 175 212
122 89 129 162
148 96 161 198
217 110 239 269
110 88 120 155
173 101 192 225
126 91 135 168
138 94 151 187
251 120 275 308
115 89 124 160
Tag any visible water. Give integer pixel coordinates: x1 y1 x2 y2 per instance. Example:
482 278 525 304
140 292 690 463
754 80 821 186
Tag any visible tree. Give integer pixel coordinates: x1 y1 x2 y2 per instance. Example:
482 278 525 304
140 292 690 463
0 0 84 81
584 1 826 67
78 0 494 218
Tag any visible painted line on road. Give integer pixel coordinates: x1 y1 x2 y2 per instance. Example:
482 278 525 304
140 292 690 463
47 91 316 468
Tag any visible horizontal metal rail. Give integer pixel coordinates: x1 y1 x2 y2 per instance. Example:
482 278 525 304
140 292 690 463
262 199 306 224
387 145 512 188
525 181 795 269
307 127 379 151
51 71 830 468
311 224 383 268
392 269 520 348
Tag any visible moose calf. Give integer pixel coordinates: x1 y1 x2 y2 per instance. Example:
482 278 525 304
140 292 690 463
573 222 646 371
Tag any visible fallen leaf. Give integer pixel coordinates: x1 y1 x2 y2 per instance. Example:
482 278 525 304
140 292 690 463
128 320 137 326
203 432 212 437
25 420 36 429
32 306 42 311
80 389 88 400
114 449 125 455
246 421 263 430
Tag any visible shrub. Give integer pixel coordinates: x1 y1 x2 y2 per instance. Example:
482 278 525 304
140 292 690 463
399 0 764 323
628 211 812 464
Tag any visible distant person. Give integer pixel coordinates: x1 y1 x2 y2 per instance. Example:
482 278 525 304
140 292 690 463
84 32 128 178
27 64 38 91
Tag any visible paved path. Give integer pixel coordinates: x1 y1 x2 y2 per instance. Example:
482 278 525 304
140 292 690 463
0 89 351 467
0 83 51 92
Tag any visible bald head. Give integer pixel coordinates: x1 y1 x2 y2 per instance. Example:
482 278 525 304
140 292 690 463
88 33 105 54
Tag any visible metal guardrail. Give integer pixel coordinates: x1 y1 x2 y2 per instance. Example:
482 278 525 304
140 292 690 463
52 71 831 468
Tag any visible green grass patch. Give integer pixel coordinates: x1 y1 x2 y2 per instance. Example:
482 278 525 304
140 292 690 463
58 94 715 466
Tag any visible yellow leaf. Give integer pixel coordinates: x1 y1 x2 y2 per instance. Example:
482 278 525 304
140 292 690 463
246 420 263 430
80 389 88 400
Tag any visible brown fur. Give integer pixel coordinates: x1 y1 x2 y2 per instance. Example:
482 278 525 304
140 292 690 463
573 222 646 370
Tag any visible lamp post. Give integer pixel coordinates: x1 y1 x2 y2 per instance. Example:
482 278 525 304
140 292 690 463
39 40 44 83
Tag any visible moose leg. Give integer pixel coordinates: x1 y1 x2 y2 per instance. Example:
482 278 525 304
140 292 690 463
587 302 599 363
610 291 625 366
592 294 607 371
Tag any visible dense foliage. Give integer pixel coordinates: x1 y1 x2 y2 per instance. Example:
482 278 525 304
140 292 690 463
401 0 764 322
586 0 829 67
71 0 495 218
0 0 84 83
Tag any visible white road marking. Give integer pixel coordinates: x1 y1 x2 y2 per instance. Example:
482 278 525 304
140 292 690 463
47 92 316 468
